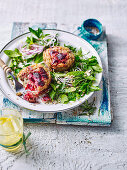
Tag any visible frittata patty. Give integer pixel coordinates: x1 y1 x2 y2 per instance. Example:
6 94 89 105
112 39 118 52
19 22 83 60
43 46 75 71
17 64 51 94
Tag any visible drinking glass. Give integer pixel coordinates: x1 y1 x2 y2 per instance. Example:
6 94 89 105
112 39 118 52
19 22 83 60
0 108 23 151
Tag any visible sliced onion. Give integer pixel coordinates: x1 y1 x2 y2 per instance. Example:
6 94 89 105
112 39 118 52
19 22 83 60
20 44 44 56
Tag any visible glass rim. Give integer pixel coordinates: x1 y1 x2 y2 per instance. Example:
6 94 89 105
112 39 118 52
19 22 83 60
0 108 23 136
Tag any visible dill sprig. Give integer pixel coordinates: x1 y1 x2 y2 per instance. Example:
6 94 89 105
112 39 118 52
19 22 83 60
23 132 31 155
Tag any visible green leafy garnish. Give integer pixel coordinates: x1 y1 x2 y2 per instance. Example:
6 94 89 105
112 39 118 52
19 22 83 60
49 90 56 100
53 72 66 78
60 94 68 104
90 86 101 91
65 87 76 93
78 100 96 116
50 83 57 91
29 27 43 38
4 49 24 77
67 71 84 76
15 68 22 74
7 75 13 80
26 36 38 45
34 52 43 63
92 65 103 73
4 48 22 58
85 76 96 81
64 44 77 53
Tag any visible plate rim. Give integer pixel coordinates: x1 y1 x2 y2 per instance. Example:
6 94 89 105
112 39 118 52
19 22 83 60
0 29 102 112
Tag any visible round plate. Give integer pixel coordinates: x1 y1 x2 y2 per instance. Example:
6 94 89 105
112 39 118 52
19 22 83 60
0 29 102 112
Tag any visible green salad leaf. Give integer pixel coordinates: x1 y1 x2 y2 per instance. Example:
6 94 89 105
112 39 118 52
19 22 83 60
92 65 103 73
29 27 42 38
60 94 68 104
67 71 84 76
4 48 22 58
90 86 101 91
64 44 77 53
26 36 38 45
49 90 56 100
50 83 57 91
4 48 24 76
34 52 43 63
65 87 76 93
85 76 96 81
52 72 66 78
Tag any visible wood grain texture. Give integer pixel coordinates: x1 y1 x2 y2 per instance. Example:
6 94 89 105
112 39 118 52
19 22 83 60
0 0 127 169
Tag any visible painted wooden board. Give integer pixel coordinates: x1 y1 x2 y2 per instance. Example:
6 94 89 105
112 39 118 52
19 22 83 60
0 22 111 126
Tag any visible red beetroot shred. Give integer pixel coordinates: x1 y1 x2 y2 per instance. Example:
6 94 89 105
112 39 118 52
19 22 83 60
42 94 51 102
23 91 38 103
50 50 67 65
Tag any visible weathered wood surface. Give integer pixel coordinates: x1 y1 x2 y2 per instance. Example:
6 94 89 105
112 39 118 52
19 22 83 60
0 0 127 169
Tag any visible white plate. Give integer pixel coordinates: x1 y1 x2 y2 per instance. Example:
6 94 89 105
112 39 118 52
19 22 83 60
0 29 102 112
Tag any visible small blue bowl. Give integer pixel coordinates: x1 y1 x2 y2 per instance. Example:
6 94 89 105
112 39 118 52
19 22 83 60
81 19 103 40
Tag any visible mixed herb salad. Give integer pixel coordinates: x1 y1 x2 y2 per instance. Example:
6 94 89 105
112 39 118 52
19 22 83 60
4 27 102 104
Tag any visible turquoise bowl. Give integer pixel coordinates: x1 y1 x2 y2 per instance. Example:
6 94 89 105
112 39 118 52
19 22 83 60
81 19 103 40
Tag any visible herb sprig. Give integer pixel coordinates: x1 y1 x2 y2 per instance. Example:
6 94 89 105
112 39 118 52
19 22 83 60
78 100 96 116
4 48 24 76
23 132 31 155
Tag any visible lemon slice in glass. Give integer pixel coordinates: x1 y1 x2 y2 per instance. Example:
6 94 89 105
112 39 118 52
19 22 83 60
0 115 23 146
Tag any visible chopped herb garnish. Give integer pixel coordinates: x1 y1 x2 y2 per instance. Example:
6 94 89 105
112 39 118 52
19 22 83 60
4 48 22 58
60 94 68 104
78 100 96 116
29 27 43 38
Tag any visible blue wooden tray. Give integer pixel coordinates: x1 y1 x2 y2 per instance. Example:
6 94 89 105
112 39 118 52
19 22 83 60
0 22 112 126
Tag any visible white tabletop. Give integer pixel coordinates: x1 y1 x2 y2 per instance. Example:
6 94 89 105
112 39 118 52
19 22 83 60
0 0 127 170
